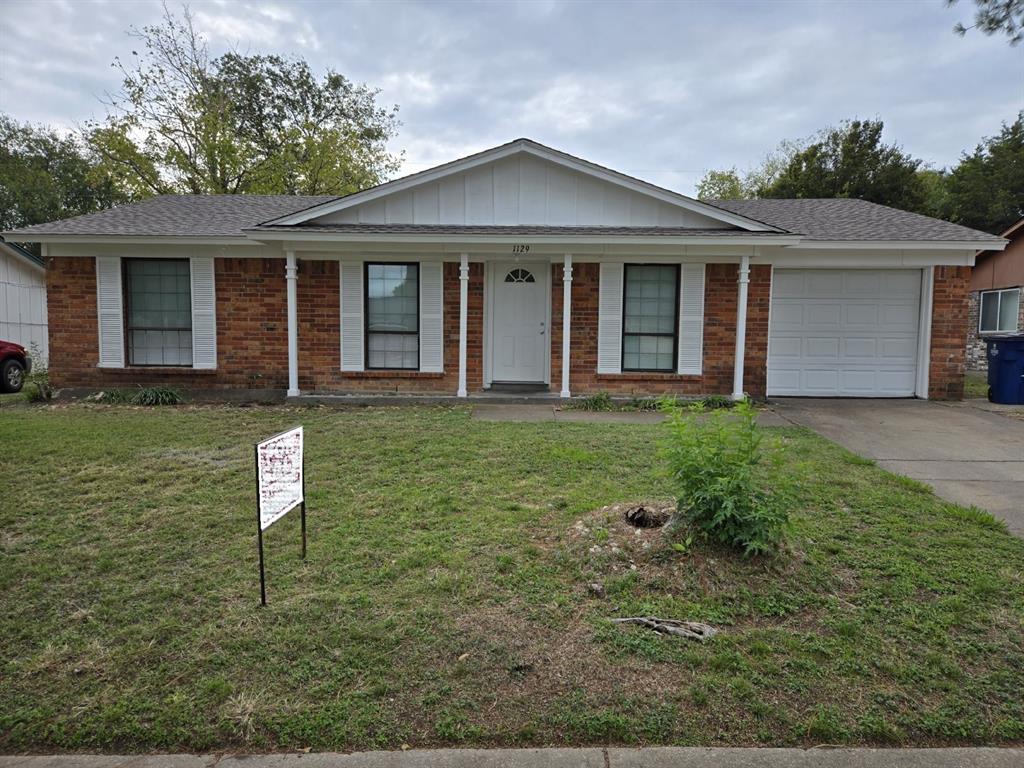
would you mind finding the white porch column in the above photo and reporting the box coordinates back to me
[560,253,573,398]
[457,253,469,397]
[732,254,750,401]
[285,250,300,397]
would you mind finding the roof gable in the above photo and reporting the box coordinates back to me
[264,139,777,232]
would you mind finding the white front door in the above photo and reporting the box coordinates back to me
[490,263,549,383]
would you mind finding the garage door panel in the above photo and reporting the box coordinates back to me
[807,303,842,326]
[808,271,846,293]
[768,269,921,398]
[805,337,840,358]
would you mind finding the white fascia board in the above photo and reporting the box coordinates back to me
[261,139,780,232]
[244,230,802,247]
[788,239,1007,251]
[766,250,978,268]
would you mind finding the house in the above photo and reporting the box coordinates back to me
[966,218,1023,370]
[0,237,48,363]
[2,139,1007,400]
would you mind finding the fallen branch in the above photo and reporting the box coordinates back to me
[611,616,718,642]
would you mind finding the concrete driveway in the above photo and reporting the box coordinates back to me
[773,398,1024,536]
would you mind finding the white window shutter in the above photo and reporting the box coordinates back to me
[190,256,217,369]
[340,261,364,371]
[677,263,705,375]
[419,261,444,373]
[597,262,623,374]
[95,256,124,368]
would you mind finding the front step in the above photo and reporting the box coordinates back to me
[487,382,551,394]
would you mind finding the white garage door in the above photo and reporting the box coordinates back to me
[768,269,922,397]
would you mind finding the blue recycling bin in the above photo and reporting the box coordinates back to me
[985,335,1024,404]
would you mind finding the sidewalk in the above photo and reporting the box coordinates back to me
[2,749,1022,768]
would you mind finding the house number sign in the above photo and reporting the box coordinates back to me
[512,244,530,254]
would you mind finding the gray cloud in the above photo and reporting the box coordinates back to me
[1,0,1020,195]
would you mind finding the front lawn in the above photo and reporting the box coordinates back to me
[1,404,1022,751]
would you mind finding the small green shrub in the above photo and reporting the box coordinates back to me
[662,399,787,556]
[131,386,183,406]
[571,392,614,411]
[88,389,132,404]
[699,394,734,410]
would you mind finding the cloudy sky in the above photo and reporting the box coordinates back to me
[1,0,1021,195]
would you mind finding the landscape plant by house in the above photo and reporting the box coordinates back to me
[662,398,788,555]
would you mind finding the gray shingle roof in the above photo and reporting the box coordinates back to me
[250,224,792,237]
[2,192,1005,244]
[708,198,1004,243]
[3,194,337,238]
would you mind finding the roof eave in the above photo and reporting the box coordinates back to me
[243,229,804,246]
[787,238,1008,251]
[0,233,256,246]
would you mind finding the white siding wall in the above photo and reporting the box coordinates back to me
[315,155,732,228]
[0,251,47,363]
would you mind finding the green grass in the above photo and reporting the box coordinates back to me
[1,404,1023,751]
[964,371,988,399]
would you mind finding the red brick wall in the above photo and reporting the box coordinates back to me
[551,262,771,397]
[930,266,971,400]
[296,260,484,392]
[47,256,289,389]
[49,256,963,400]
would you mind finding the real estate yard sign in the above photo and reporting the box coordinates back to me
[255,426,306,605]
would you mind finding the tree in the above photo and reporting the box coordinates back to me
[943,112,1024,233]
[695,139,804,200]
[0,114,127,232]
[761,119,926,212]
[696,168,745,200]
[87,5,401,196]
[949,0,1024,45]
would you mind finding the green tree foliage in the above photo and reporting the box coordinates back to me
[943,112,1024,233]
[696,139,804,200]
[949,0,1024,45]
[0,115,127,232]
[696,168,745,200]
[86,6,401,196]
[761,119,926,212]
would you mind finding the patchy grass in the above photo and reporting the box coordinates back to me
[964,371,988,399]
[1,404,1022,752]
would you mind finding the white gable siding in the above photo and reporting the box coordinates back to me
[313,154,733,229]
[0,251,47,363]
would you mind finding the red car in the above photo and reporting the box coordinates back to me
[0,341,30,393]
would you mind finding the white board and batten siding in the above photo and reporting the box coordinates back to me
[339,260,445,373]
[597,262,705,376]
[314,154,732,228]
[95,255,217,369]
[0,249,48,362]
[768,269,922,397]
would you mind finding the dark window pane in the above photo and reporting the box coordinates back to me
[124,259,192,366]
[622,264,677,371]
[366,263,419,369]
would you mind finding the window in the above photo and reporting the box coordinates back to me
[622,264,679,372]
[123,259,192,366]
[366,262,419,369]
[980,288,1020,334]
[505,268,535,283]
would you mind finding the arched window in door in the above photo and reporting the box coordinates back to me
[504,268,535,283]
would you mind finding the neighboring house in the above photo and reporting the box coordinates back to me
[2,139,1007,400]
[0,237,48,363]
[966,218,1024,371]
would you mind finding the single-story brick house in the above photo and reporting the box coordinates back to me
[3,139,1008,400]
[966,218,1023,371]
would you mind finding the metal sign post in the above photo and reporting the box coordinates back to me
[254,426,306,606]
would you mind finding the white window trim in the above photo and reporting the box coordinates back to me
[979,288,1021,334]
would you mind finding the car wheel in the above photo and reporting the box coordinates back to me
[1,359,25,393]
